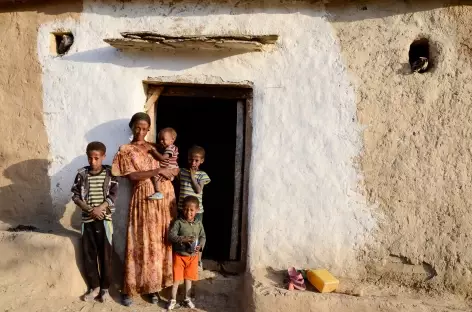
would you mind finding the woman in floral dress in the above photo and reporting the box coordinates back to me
[112,112,178,306]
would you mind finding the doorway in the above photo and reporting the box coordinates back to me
[151,84,251,265]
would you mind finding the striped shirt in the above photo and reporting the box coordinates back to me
[84,170,109,223]
[178,168,210,212]
[160,145,179,169]
[87,170,107,207]
[71,165,118,224]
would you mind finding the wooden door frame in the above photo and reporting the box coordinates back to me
[143,81,253,270]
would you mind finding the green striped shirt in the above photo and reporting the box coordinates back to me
[87,170,107,208]
[178,168,210,212]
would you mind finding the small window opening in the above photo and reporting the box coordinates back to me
[409,38,430,73]
[50,31,74,56]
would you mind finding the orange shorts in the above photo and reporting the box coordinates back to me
[173,253,198,281]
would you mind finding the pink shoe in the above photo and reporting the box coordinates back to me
[287,267,306,291]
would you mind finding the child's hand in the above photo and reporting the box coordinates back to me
[195,245,201,252]
[146,143,157,153]
[90,207,105,220]
[181,236,195,243]
[190,168,197,176]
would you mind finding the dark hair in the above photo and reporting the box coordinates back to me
[86,141,106,155]
[129,112,151,129]
[183,195,200,208]
[188,145,205,158]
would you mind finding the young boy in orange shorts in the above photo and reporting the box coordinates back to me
[167,195,206,310]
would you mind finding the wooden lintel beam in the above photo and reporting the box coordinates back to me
[161,86,252,99]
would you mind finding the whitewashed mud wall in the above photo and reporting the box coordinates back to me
[37,0,375,275]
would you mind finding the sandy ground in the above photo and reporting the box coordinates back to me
[1,230,471,312]
[250,268,472,312]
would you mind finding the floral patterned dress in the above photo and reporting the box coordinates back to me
[112,144,176,295]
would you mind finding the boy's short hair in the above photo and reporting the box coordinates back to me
[159,127,177,140]
[183,195,200,208]
[86,141,106,155]
[188,145,205,158]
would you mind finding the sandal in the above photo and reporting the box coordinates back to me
[150,293,159,304]
[100,289,111,303]
[122,294,133,306]
[287,267,306,290]
[83,288,100,301]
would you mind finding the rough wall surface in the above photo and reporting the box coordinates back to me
[0,2,81,228]
[328,0,472,293]
[36,0,374,274]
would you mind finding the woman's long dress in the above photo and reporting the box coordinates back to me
[112,144,176,295]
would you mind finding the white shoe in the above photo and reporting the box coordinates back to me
[167,299,177,310]
[149,192,164,200]
[184,298,195,309]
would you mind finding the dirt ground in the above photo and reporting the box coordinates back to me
[249,269,472,312]
[1,230,471,312]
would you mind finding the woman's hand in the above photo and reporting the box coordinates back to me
[156,168,175,180]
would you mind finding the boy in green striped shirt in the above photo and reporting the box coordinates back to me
[178,145,210,269]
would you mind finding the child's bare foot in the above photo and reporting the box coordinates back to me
[100,289,111,303]
[83,287,100,301]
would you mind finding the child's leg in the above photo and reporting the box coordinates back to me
[98,220,113,302]
[183,280,195,308]
[171,281,180,300]
[194,213,204,269]
[149,176,164,200]
[82,222,101,301]
[184,280,192,299]
[182,255,198,308]
[168,253,184,310]
[152,176,160,193]
[166,281,179,310]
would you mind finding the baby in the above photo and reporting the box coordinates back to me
[148,127,179,200]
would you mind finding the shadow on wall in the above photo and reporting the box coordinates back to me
[61,47,247,71]
[0,158,88,288]
[0,118,132,254]
[0,159,54,227]
[0,119,133,297]
[48,118,132,259]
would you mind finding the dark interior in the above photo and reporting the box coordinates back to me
[155,95,237,261]
[408,38,430,73]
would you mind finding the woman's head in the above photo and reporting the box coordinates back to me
[129,112,151,142]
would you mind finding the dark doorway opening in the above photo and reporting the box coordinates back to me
[155,96,239,261]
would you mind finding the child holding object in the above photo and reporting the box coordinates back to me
[167,195,206,310]
[71,141,119,303]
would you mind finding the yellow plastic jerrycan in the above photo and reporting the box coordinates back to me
[306,269,339,293]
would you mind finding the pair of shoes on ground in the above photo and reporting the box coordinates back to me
[167,298,195,310]
[121,293,159,307]
[83,288,110,302]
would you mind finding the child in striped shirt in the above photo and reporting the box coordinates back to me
[71,141,118,303]
[178,145,211,269]
[147,127,179,200]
